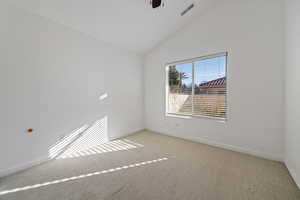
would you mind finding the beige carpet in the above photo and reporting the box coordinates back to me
[0,130,299,200]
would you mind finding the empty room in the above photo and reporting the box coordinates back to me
[0,0,299,199]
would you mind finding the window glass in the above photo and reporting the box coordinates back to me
[166,53,227,120]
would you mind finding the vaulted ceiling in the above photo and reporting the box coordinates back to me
[5,0,219,54]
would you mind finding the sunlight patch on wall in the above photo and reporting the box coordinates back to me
[49,116,109,159]
[48,124,90,159]
[48,116,144,159]
[99,93,108,101]
[61,117,109,156]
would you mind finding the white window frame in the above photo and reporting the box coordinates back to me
[165,52,228,121]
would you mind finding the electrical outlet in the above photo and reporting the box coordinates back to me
[27,128,34,133]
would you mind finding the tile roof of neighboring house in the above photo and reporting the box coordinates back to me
[199,77,226,88]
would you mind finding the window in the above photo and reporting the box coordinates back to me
[166,52,227,120]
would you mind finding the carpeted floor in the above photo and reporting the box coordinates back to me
[0,130,299,200]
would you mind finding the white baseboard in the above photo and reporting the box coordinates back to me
[109,128,145,141]
[0,156,49,178]
[146,129,283,162]
[285,161,300,190]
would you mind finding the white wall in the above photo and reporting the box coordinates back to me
[144,0,284,161]
[0,3,144,175]
[285,0,300,189]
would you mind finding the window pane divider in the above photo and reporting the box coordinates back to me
[192,62,195,114]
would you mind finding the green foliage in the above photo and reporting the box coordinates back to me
[168,65,188,88]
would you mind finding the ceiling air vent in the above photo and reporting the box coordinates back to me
[181,4,194,16]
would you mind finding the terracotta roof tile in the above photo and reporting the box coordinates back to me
[199,77,226,88]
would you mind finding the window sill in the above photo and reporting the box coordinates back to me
[165,113,227,123]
